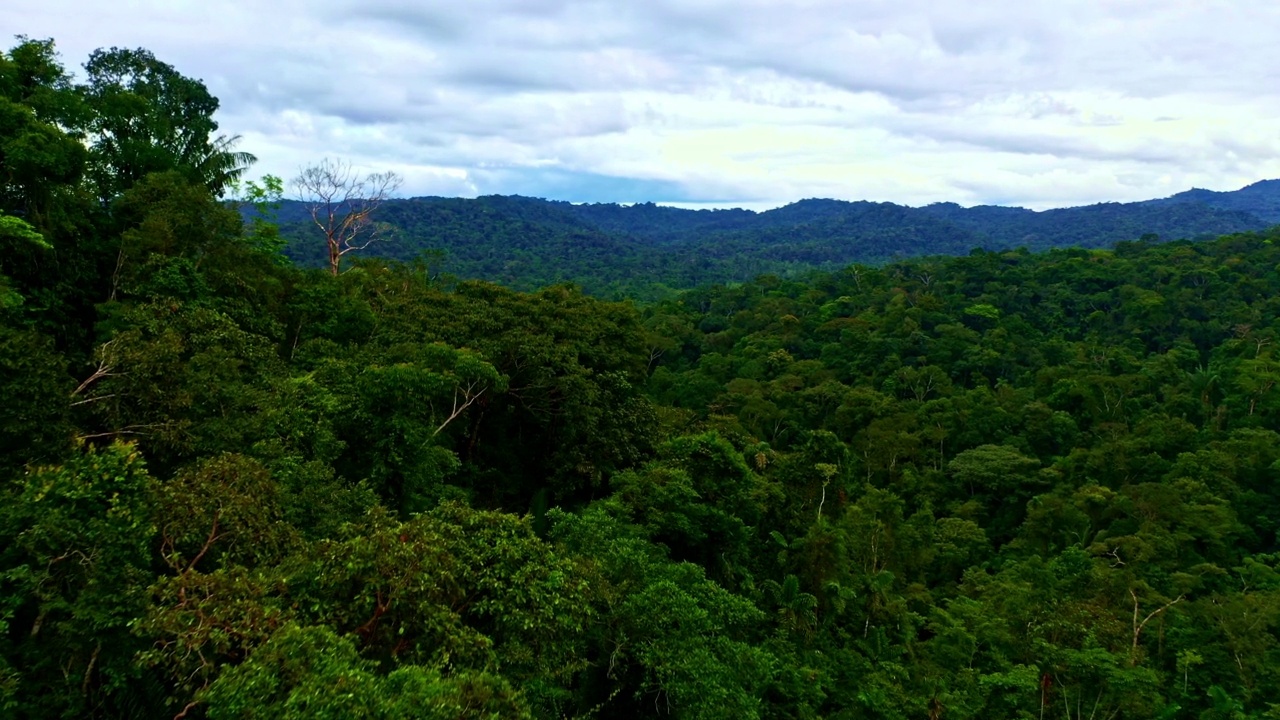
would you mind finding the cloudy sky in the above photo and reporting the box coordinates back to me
[8,0,1280,209]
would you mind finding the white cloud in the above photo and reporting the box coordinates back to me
[7,0,1280,207]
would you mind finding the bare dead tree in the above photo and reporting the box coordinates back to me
[292,158,403,276]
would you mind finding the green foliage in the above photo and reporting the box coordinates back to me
[0,324,72,472]
[0,38,88,233]
[0,443,157,716]
[80,46,253,198]
[9,32,1280,720]
[550,505,774,718]
[203,623,529,720]
[235,173,287,258]
[0,212,49,249]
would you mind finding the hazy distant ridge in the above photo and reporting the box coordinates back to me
[275,179,1280,294]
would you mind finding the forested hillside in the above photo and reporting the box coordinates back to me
[1146,180,1280,224]
[4,37,1280,720]
[274,184,1280,296]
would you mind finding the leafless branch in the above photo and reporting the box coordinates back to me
[293,158,403,276]
[75,423,165,441]
[183,512,222,575]
[72,339,121,397]
[1130,588,1184,661]
[433,381,487,437]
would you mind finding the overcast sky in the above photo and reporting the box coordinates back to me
[8,0,1280,209]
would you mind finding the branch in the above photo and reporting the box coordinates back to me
[72,339,121,397]
[183,512,222,575]
[75,423,165,441]
[354,589,392,638]
[173,700,201,720]
[1131,589,1184,660]
[433,382,486,437]
[82,642,101,696]
[70,394,116,407]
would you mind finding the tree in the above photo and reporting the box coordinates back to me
[0,442,158,716]
[80,47,253,199]
[548,505,774,719]
[292,158,402,276]
[0,37,88,231]
[233,173,286,258]
[202,623,530,720]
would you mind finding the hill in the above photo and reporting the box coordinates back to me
[275,180,1280,294]
[1143,179,1280,223]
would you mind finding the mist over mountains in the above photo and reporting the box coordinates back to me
[276,179,1280,295]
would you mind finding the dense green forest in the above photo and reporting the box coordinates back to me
[4,37,1280,719]
[272,183,1280,298]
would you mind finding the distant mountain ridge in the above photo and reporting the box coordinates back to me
[1141,179,1280,223]
[274,179,1280,296]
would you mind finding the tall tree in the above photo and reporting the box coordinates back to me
[80,47,253,199]
[292,158,402,276]
[0,37,88,231]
